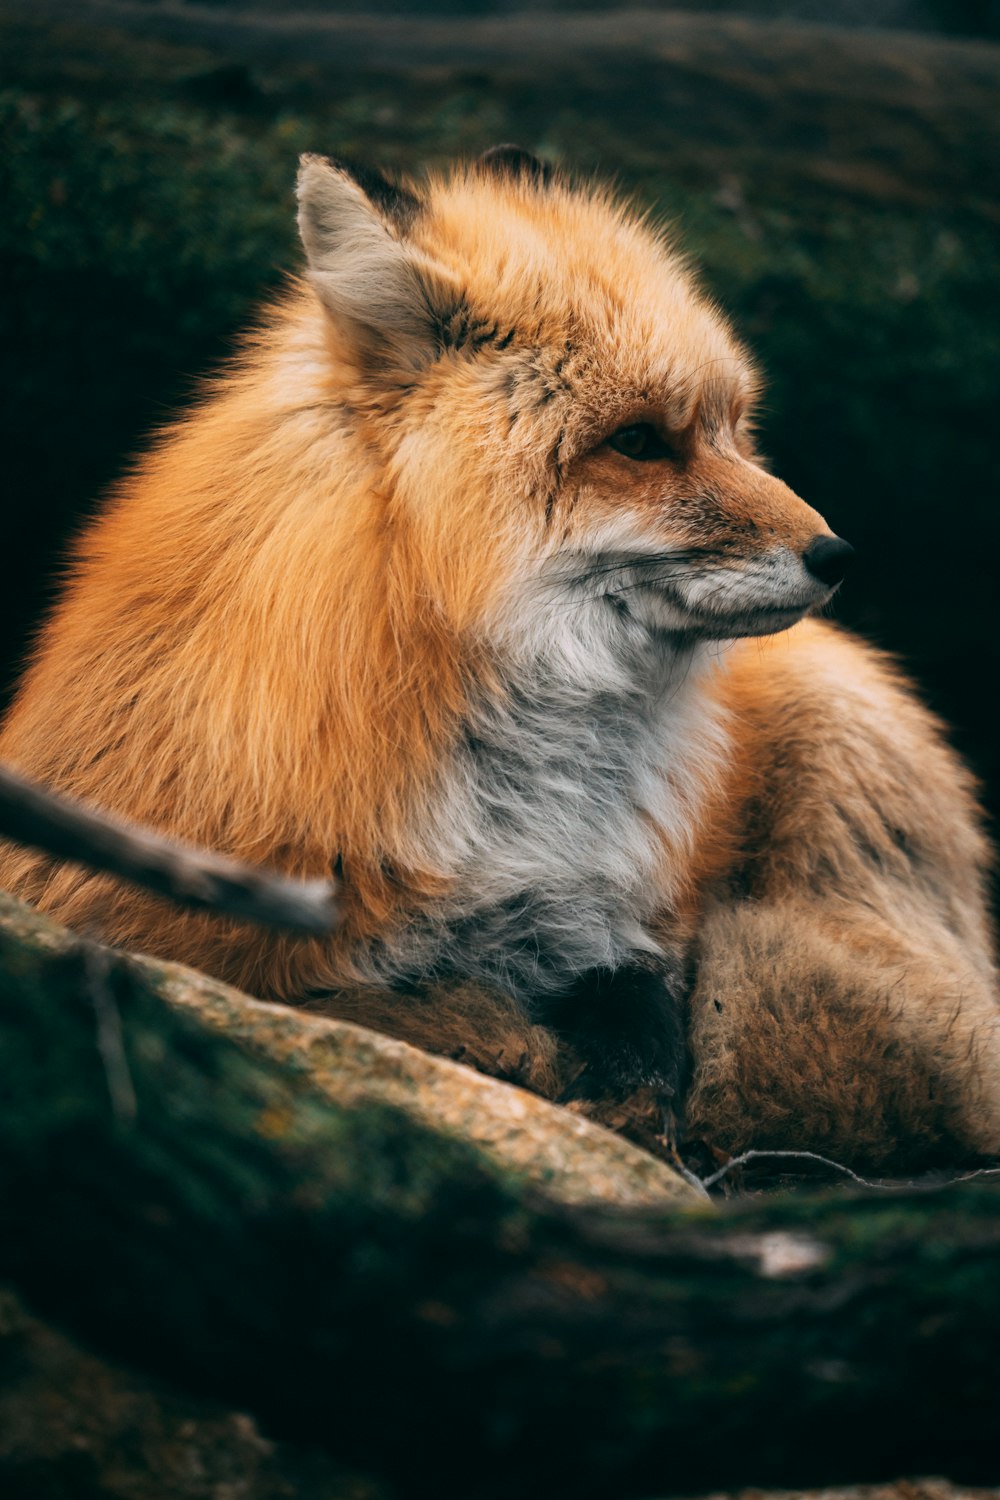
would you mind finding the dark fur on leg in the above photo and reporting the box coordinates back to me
[544,960,690,1112]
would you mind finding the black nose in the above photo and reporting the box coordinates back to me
[803,534,855,587]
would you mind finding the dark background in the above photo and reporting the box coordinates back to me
[2,0,999,833]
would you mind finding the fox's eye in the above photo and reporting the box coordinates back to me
[606,424,676,462]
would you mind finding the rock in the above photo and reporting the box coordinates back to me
[0,889,702,1213]
[154,961,702,1211]
[0,1284,386,1500]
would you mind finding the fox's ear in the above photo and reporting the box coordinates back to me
[477,144,551,186]
[296,153,437,372]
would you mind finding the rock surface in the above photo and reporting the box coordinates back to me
[154,959,703,1210]
[0,889,700,1210]
[5,890,1000,1497]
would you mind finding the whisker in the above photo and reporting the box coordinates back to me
[600,571,709,596]
[555,550,715,587]
[553,567,715,616]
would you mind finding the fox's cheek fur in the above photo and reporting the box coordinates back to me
[0,147,996,1166]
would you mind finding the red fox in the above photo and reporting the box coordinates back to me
[1,147,997,1168]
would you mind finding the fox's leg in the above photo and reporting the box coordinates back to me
[541,958,689,1109]
[305,978,575,1099]
[685,896,1000,1170]
[685,621,1000,1172]
[306,963,691,1146]
[306,973,681,1155]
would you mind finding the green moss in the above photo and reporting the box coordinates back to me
[4,888,1000,1492]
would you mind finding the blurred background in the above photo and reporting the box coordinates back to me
[1,0,998,836]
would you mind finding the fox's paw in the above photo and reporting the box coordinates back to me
[550,961,690,1113]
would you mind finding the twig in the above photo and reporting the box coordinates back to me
[701,1148,906,1191]
[0,766,338,935]
[82,940,137,1125]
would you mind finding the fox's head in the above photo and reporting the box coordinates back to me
[297,147,851,656]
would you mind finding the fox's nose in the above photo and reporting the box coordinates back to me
[803,534,854,587]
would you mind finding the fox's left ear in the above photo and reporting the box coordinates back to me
[296,154,447,373]
[477,144,552,186]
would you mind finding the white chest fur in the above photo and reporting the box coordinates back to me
[373,600,729,1001]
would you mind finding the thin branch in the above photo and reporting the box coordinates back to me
[0,766,338,935]
[700,1148,906,1190]
[82,938,137,1124]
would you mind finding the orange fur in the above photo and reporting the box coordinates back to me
[1,152,996,1167]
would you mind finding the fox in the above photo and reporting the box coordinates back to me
[1,145,998,1170]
